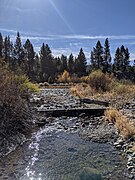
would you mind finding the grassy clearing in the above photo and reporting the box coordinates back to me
[104,109,135,139]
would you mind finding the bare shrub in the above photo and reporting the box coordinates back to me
[71,83,96,98]
[0,61,37,137]
[87,70,112,92]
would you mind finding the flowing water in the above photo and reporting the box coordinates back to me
[0,119,129,180]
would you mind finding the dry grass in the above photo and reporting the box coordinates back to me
[71,70,135,140]
[130,143,135,152]
[104,109,135,139]
[70,70,135,106]
[71,83,96,98]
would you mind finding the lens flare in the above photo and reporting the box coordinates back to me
[49,0,74,33]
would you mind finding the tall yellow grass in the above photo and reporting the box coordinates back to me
[105,109,135,139]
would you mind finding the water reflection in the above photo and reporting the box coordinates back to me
[25,129,43,179]
[0,123,128,180]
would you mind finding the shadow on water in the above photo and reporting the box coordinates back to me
[0,123,128,180]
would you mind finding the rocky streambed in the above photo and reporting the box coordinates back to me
[0,88,134,180]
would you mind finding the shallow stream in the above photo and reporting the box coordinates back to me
[0,118,129,180]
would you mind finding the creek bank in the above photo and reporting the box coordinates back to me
[0,87,134,179]
[0,118,130,180]
[30,88,135,178]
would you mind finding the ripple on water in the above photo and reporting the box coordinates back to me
[0,124,129,180]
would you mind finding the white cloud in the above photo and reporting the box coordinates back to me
[54,34,135,40]
[51,48,73,57]
[1,28,135,41]
[130,53,135,61]
[0,28,17,34]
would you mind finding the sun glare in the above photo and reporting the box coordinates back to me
[49,0,74,33]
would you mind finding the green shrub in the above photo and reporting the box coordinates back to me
[14,75,39,100]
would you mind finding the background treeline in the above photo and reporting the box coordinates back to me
[0,32,135,83]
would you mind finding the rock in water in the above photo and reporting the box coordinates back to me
[75,167,102,180]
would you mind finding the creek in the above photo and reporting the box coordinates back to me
[0,117,128,180]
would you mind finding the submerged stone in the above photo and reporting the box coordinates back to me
[76,167,102,180]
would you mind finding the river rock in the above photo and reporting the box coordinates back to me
[75,167,102,180]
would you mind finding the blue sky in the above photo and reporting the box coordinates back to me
[0,0,135,63]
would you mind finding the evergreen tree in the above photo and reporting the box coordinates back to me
[34,54,41,82]
[120,45,126,71]
[77,48,87,76]
[124,47,130,72]
[90,41,104,70]
[0,33,3,57]
[13,32,25,68]
[113,47,122,72]
[95,40,104,69]
[61,54,67,71]
[3,36,12,63]
[90,48,96,69]
[56,56,63,73]
[113,45,130,74]
[24,39,35,79]
[68,53,74,74]
[103,38,111,72]
[74,57,79,74]
[40,43,54,81]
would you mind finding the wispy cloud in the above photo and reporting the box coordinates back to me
[0,28,135,61]
[51,48,74,57]
[0,28,17,34]
[130,53,135,60]
[1,28,135,41]
[53,34,135,40]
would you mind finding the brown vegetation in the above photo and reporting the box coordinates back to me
[71,70,135,140]
[105,109,135,139]
[0,60,39,137]
[71,70,135,104]
[57,70,80,83]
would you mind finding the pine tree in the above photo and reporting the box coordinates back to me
[74,57,79,74]
[56,56,63,73]
[13,32,25,68]
[68,53,74,74]
[0,33,3,57]
[124,48,130,72]
[40,43,54,81]
[103,38,111,72]
[90,41,104,70]
[34,54,41,82]
[61,54,67,71]
[95,40,104,69]
[24,39,35,79]
[90,49,97,69]
[77,48,87,76]
[113,47,122,72]
[3,36,12,63]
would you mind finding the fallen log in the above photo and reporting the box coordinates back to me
[37,108,107,117]
[80,99,110,107]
